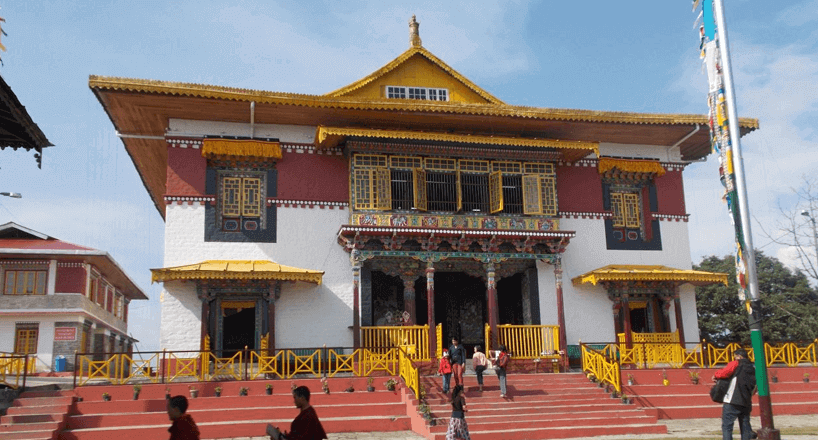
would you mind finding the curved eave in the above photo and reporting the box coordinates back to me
[150,260,324,285]
[571,265,728,287]
[88,76,760,129]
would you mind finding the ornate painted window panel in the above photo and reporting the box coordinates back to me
[205,164,277,243]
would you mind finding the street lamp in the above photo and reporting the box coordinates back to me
[801,210,818,271]
[0,192,21,198]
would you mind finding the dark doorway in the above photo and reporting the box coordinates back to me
[431,272,486,352]
[498,273,525,325]
[222,307,256,356]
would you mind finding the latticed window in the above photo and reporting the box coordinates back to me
[221,176,263,218]
[611,192,641,228]
[386,86,448,101]
[4,270,47,295]
[15,327,38,354]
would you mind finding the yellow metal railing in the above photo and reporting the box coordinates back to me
[581,343,620,393]
[0,353,32,388]
[203,351,242,381]
[498,324,560,360]
[250,349,284,379]
[436,323,443,360]
[361,325,429,360]
[398,347,419,399]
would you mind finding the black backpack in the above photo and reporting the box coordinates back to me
[710,377,732,403]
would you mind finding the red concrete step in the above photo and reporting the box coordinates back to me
[0,421,62,432]
[59,415,412,440]
[6,403,72,416]
[65,401,405,429]
[1,413,65,424]
[428,411,658,432]
[12,395,75,407]
[0,429,55,440]
[427,407,656,427]
[430,422,667,440]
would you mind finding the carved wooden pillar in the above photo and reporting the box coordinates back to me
[352,261,362,349]
[553,258,569,370]
[485,263,499,349]
[401,276,416,324]
[622,293,633,348]
[612,301,622,341]
[266,282,280,354]
[426,261,436,358]
[672,288,685,346]
[197,285,212,352]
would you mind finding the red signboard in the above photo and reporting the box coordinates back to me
[54,327,77,341]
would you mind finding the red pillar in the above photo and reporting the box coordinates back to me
[553,259,569,371]
[267,283,278,354]
[622,294,633,348]
[198,286,210,352]
[353,264,361,349]
[426,262,436,359]
[486,263,499,349]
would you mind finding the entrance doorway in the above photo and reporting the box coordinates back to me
[432,272,486,352]
[222,305,256,356]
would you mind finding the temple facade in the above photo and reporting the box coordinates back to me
[91,17,755,359]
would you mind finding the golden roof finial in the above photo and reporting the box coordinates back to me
[409,15,422,48]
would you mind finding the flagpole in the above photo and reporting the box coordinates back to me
[711,1,779,439]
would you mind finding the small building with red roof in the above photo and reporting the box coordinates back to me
[0,222,147,372]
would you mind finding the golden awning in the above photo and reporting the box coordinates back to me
[315,126,599,161]
[151,260,323,285]
[201,139,282,160]
[598,158,666,177]
[571,265,727,287]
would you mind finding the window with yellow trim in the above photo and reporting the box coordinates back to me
[15,326,38,354]
[4,270,47,295]
[217,170,267,232]
[611,191,641,228]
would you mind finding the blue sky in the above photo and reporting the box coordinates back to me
[1,1,816,351]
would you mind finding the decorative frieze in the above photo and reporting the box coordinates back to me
[653,214,690,222]
[558,212,612,219]
[349,212,559,232]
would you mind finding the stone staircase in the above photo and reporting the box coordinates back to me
[414,372,667,440]
[0,391,74,440]
[622,366,818,420]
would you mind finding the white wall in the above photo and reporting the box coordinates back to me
[542,217,701,345]
[168,119,316,144]
[0,315,87,372]
[160,203,352,351]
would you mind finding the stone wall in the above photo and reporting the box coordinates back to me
[51,320,88,371]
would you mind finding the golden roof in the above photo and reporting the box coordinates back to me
[571,265,728,287]
[151,260,324,284]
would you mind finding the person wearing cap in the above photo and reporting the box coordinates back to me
[438,350,453,394]
[713,348,756,440]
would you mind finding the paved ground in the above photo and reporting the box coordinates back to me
[216,414,818,440]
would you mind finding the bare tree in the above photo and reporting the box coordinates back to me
[757,176,818,284]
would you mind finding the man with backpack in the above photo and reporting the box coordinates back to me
[712,348,756,440]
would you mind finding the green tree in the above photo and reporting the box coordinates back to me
[695,251,818,345]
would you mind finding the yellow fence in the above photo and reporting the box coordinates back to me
[361,325,429,361]
[498,324,560,360]
[581,343,621,393]
[398,348,420,400]
[0,353,33,389]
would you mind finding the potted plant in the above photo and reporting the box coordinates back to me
[133,384,142,400]
[770,371,778,383]
[291,381,297,391]
[662,370,669,386]
[321,376,330,394]
[385,378,397,391]
[102,392,111,401]
[189,385,199,399]
[266,384,274,395]
[804,373,810,383]
[239,387,249,396]
[627,374,635,386]
[214,386,222,397]
[587,373,597,383]
[345,379,355,393]
[621,393,631,404]
[165,387,172,400]
[367,377,375,392]
[689,371,700,385]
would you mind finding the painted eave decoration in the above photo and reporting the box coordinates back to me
[150,260,324,285]
[201,139,282,160]
[316,126,599,161]
[597,158,666,177]
[571,265,728,287]
[0,75,53,168]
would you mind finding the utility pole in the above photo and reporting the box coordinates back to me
[698,0,780,438]
[801,210,818,273]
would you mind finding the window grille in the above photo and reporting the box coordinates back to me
[488,171,504,213]
[4,270,47,295]
[15,327,38,354]
[460,160,490,173]
[390,156,422,169]
[492,161,522,174]
[461,173,490,212]
[391,169,414,210]
[426,171,458,211]
[424,158,457,171]
[222,177,242,217]
[524,163,554,175]
[241,178,262,217]
[385,86,448,101]
[354,154,388,168]
[502,174,523,214]
[611,191,641,228]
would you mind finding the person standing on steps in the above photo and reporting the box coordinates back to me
[472,345,488,392]
[167,395,200,440]
[446,384,472,440]
[267,386,327,440]
[494,345,510,398]
[448,336,467,388]
[712,348,756,440]
[438,350,453,394]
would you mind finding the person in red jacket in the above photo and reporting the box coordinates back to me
[167,395,200,440]
[712,349,756,440]
[267,386,327,440]
[438,350,453,394]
